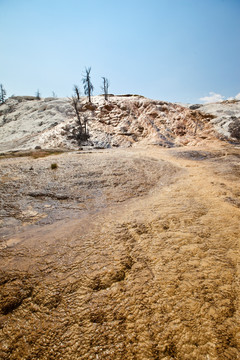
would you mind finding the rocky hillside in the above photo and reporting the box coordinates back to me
[189,100,240,141]
[0,95,239,151]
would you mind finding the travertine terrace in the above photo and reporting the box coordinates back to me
[2,95,238,151]
[0,96,239,359]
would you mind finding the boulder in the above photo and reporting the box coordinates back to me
[189,104,202,110]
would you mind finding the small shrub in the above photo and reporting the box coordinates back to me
[51,163,58,170]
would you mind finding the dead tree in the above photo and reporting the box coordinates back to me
[82,114,88,136]
[70,96,89,145]
[0,84,7,104]
[101,77,110,101]
[36,89,41,100]
[82,67,94,103]
[71,96,82,130]
[73,85,80,100]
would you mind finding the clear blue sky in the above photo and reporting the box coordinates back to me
[1,0,240,103]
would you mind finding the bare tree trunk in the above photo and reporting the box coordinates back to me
[82,67,93,103]
[101,77,109,102]
[87,79,91,102]
[71,97,82,138]
[73,85,80,100]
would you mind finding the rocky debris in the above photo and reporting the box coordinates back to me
[0,95,226,152]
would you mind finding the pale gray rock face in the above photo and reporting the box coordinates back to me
[0,95,239,152]
[196,101,240,140]
[0,97,74,151]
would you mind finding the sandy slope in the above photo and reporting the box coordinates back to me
[0,145,239,359]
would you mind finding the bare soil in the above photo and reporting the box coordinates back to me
[0,145,239,360]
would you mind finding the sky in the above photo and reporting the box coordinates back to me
[0,0,240,103]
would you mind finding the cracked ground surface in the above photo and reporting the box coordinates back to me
[0,145,239,360]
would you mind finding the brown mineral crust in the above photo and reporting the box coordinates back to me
[0,145,239,359]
